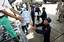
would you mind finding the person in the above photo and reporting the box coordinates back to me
[32,18,51,42]
[31,5,35,26]
[41,7,47,20]
[21,8,31,34]
[56,0,62,22]
[57,0,64,22]
[42,19,51,42]
[0,0,22,42]
[35,5,41,15]
[35,5,41,21]
[26,8,31,28]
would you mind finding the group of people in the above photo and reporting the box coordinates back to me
[30,4,51,42]
[0,0,51,42]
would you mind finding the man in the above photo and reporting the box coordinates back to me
[21,8,31,34]
[41,7,47,20]
[35,5,41,22]
[0,0,22,42]
[31,5,35,26]
[57,0,64,22]
[56,0,62,21]
[35,5,41,15]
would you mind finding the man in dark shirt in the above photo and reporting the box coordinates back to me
[41,7,47,20]
[35,6,41,14]
[31,5,35,26]
[35,5,41,21]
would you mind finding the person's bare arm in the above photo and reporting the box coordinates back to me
[10,8,23,19]
[2,9,22,21]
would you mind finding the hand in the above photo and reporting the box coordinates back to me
[16,16,23,21]
[31,25,36,30]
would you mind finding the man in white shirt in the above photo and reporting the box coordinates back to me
[0,0,22,42]
[21,8,31,34]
